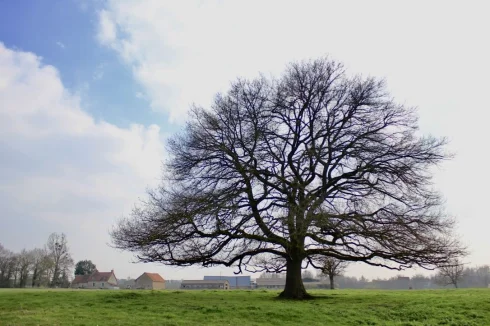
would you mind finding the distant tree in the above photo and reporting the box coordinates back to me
[59,269,72,288]
[0,244,11,287]
[320,257,349,289]
[410,273,430,289]
[475,265,490,287]
[17,249,34,288]
[111,57,466,299]
[435,259,465,288]
[9,253,19,288]
[40,251,55,287]
[46,233,73,287]
[301,270,313,279]
[359,276,369,288]
[30,248,50,287]
[74,260,97,276]
[0,246,17,288]
[301,270,318,282]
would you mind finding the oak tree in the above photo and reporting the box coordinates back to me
[112,58,465,299]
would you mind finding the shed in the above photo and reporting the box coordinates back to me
[255,278,286,289]
[181,280,229,290]
[135,273,165,290]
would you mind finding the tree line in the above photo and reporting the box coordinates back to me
[0,233,73,288]
[261,263,490,289]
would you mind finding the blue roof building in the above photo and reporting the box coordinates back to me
[203,275,251,288]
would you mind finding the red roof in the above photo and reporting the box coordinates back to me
[89,272,114,282]
[138,272,165,283]
[73,275,90,284]
[72,270,117,285]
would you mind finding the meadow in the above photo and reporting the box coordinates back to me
[0,288,489,325]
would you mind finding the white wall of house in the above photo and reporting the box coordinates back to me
[75,274,118,289]
[88,281,109,289]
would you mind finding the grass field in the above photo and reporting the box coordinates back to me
[0,289,489,325]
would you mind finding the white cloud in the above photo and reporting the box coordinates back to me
[96,0,490,126]
[56,41,65,49]
[97,9,117,45]
[0,42,167,277]
[93,0,490,279]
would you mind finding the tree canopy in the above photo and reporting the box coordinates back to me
[74,260,97,276]
[112,57,465,299]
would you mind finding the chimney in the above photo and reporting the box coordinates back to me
[111,269,114,274]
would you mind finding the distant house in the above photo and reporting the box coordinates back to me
[203,276,251,289]
[255,278,286,289]
[71,270,118,289]
[181,280,230,290]
[135,273,165,290]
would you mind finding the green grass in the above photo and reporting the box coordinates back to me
[0,289,489,325]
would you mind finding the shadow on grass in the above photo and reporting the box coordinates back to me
[272,293,338,302]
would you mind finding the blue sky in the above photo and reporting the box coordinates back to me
[1,0,489,281]
[0,0,174,131]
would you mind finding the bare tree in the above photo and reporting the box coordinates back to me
[475,265,490,287]
[112,58,465,299]
[17,249,34,288]
[320,257,349,289]
[0,244,15,287]
[30,248,50,287]
[46,233,73,287]
[436,259,465,288]
[9,254,19,287]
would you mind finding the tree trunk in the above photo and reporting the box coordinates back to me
[329,274,335,290]
[32,267,38,287]
[279,259,311,299]
[51,266,59,288]
[19,273,24,288]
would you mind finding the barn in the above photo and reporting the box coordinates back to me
[181,280,230,290]
[134,272,165,290]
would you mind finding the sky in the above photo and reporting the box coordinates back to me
[1,0,489,281]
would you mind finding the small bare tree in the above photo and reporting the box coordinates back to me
[436,259,465,288]
[320,257,349,289]
[46,233,73,287]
